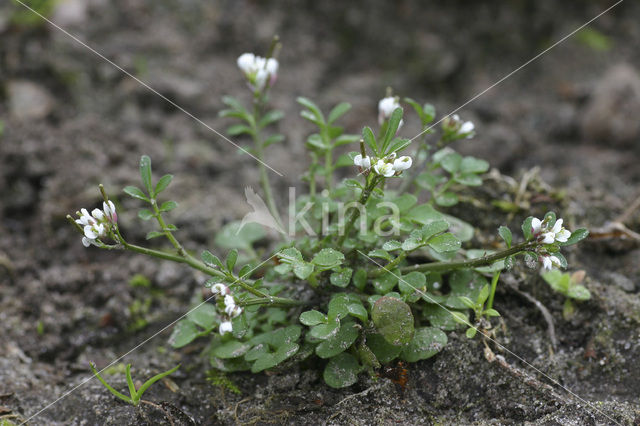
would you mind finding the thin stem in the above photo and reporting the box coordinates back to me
[151,199,187,257]
[252,100,285,234]
[336,175,381,246]
[399,241,534,274]
[324,147,333,191]
[486,270,501,311]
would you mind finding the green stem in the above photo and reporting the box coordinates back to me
[336,175,381,246]
[486,270,501,311]
[252,101,285,234]
[151,199,186,257]
[399,241,534,274]
[372,252,407,277]
[324,147,333,191]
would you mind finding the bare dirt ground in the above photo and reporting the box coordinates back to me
[1,1,639,424]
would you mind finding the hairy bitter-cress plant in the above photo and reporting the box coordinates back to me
[69,39,589,391]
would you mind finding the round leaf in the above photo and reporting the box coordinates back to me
[401,327,448,362]
[371,297,415,346]
[323,353,361,389]
[316,321,359,359]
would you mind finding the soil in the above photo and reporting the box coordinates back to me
[1,0,639,425]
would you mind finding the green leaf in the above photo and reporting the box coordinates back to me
[405,204,444,226]
[323,352,361,388]
[382,240,403,251]
[454,173,483,186]
[368,248,392,261]
[441,152,462,174]
[201,250,224,269]
[264,134,285,147]
[259,110,284,128]
[365,332,402,363]
[309,320,340,340]
[398,271,426,295]
[187,303,217,329]
[443,214,475,242]
[560,228,589,246]
[485,308,501,317]
[420,220,450,241]
[347,302,368,322]
[371,272,398,294]
[381,107,403,153]
[401,327,448,362]
[371,297,414,346]
[155,174,173,195]
[250,342,299,373]
[146,231,165,240]
[541,270,571,294]
[362,126,378,155]
[312,248,345,268]
[293,263,314,280]
[567,285,591,301]
[123,185,149,202]
[328,102,351,124]
[465,327,477,339]
[330,267,353,288]
[477,284,490,304]
[386,138,411,155]
[215,221,266,251]
[140,155,153,194]
[460,156,489,173]
[138,208,155,220]
[353,269,367,291]
[300,310,327,326]
[159,201,178,212]
[522,216,534,241]
[227,124,254,136]
[435,192,459,207]
[458,296,476,310]
[427,233,461,253]
[212,341,252,359]
[297,97,325,124]
[226,249,238,272]
[169,320,199,348]
[498,226,512,248]
[316,321,359,358]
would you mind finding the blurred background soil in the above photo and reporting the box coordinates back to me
[0,0,639,424]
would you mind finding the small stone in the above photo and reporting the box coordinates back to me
[8,80,55,121]
[580,64,640,147]
[604,272,635,292]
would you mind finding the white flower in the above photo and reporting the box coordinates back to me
[378,96,404,129]
[540,255,562,270]
[444,114,475,139]
[223,294,235,309]
[353,154,371,170]
[75,205,113,247]
[373,160,395,177]
[210,283,228,296]
[459,120,475,135]
[237,53,256,74]
[237,53,278,92]
[531,217,572,244]
[393,156,412,172]
[103,200,117,223]
[219,321,233,335]
[227,305,243,318]
[550,219,571,243]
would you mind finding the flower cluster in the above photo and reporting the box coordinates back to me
[378,96,404,128]
[237,53,278,92]
[75,201,117,247]
[210,283,243,335]
[442,114,475,140]
[354,152,412,177]
[531,217,571,244]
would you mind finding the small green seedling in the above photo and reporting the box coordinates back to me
[541,270,591,319]
[90,363,180,406]
[456,271,501,338]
